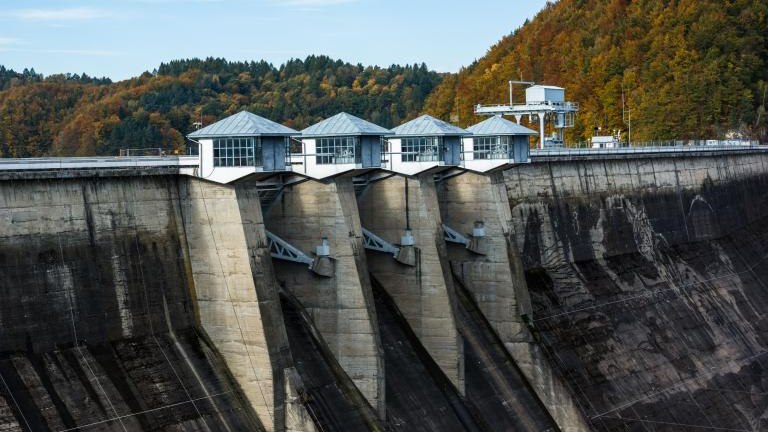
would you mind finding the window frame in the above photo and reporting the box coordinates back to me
[473,135,510,160]
[401,136,442,162]
[315,136,359,165]
[212,137,261,167]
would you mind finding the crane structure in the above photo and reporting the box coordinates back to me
[474,81,579,149]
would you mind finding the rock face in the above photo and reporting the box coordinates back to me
[0,176,262,430]
[506,153,768,430]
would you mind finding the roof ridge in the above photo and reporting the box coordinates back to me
[188,110,297,138]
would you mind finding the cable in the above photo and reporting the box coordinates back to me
[55,182,128,432]
[57,390,235,432]
[534,250,768,322]
[0,369,32,432]
[126,179,211,432]
[599,414,748,431]
[529,236,768,428]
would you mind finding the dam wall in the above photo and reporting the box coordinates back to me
[0,176,264,430]
[4,149,768,431]
[438,170,588,430]
[504,152,768,430]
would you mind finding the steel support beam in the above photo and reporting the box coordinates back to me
[266,230,314,266]
[442,224,471,247]
[362,228,400,256]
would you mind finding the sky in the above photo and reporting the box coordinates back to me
[0,0,550,81]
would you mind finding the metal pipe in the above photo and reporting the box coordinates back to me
[404,177,410,231]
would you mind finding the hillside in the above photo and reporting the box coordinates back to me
[0,57,441,157]
[424,0,768,143]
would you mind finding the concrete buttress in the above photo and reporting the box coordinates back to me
[357,173,464,393]
[264,176,385,418]
[178,177,313,432]
[438,170,588,430]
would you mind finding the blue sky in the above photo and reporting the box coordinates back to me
[0,0,549,81]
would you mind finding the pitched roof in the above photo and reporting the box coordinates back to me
[391,114,469,136]
[188,111,297,138]
[467,115,537,136]
[301,112,391,137]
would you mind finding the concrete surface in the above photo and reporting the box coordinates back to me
[506,152,768,430]
[358,173,465,394]
[264,176,385,418]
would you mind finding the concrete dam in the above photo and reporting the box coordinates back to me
[1,147,767,431]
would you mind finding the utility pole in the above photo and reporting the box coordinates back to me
[622,85,632,147]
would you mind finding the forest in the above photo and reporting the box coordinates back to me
[1,0,767,156]
[0,57,441,157]
[424,0,768,143]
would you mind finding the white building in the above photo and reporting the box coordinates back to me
[525,85,565,104]
[290,112,391,180]
[591,135,621,148]
[187,111,297,184]
[385,114,470,176]
[463,115,536,172]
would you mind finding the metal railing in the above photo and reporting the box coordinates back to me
[531,142,767,158]
[476,101,580,110]
[119,148,168,157]
[0,155,199,171]
[567,139,762,149]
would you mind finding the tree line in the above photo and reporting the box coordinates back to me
[424,0,768,144]
[0,56,442,157]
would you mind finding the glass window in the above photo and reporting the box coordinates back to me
[213,137,260,167]
[473,136,510,160]
[289,138,303,155]
[401,136,441,162]
[380,137,389,163]
[316,137,358,165]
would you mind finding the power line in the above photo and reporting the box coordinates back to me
[600,414,749,431]
[57,390,235,432]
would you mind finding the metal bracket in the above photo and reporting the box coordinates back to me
[433,168,466,184]
[266,230,314,266]
[442,224,471,247]
[257,174,310,215]
[353,172,396,197]
[362,228,400,256]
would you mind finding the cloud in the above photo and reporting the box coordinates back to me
[0,37,18,46]
[7,7,112,22]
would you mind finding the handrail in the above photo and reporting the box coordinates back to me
[530,143,766,158]
[0,155,200,171]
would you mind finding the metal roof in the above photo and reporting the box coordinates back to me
[188,111,297,138]
[301,112,391,137]
[391,114,469,136]
[528,85,564,90]
[467,115,537,136]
